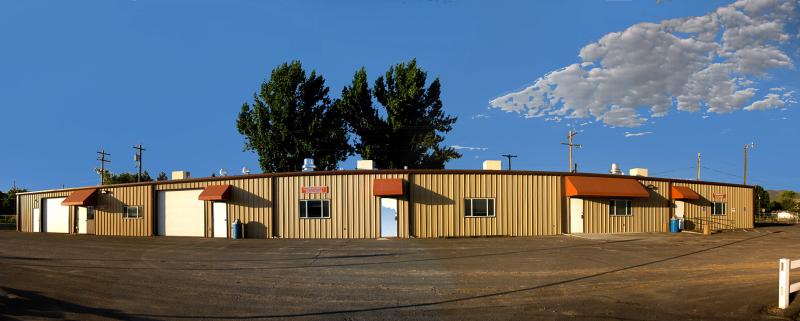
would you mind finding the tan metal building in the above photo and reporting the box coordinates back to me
[16,170,754,239]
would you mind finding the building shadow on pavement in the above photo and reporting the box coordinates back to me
[0,287,158,321]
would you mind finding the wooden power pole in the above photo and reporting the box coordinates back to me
[561,129,582,173]
[96,149,111,185]
[133,144,146,182]
[501,154,517,171]
[696,153,701,181]
[744,143,755,185]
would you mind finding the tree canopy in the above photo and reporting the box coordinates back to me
[102,171,153,185]
[237,61,351,172]
[338,59,460,169]
[0,187,27,214]
[754,185,770,212]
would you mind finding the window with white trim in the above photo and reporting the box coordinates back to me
[609,200,632,216]
[712,202,726,216]
[123,206,142,219]
[299,199,330,218]
[464,198,495,217]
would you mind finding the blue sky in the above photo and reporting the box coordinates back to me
[1,0,798,192]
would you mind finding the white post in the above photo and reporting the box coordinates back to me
[780,258,791,309]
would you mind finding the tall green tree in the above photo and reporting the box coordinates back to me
[753,185,770,213]
[338,59,460,169]
[779,191,798,212]
[237,61,351,172]
[0,187,27,214]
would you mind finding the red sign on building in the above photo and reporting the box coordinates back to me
[712,193,727,201]
[301,186,328,194]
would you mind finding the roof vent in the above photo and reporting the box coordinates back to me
[629,168,649,177]
[171,171,190,180]
[356,160,374,170]
[302,158,315,172]
[609,163,623,175]
[482,160,502,170]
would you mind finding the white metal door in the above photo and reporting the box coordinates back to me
[157,189,205,237]
[33,208,40,232]
[570,198,584,234]
[43,197,69,233]
[77,207,88,234]
[380,198,398,238]
[212,202,227,238]
[675,200,685,219]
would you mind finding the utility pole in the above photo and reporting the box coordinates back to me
[96,149,111,185]
[744,142,755,185]
[501,154,518,171]
[133,144,146,182]
[696,153,701,181]
[561,129,582,173]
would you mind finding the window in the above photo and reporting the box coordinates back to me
[609,200,632,216]
[299,199,330,218]
[123,206,142,219]
[464,198,495,217]
[86,206,95,220]
[712,202,726,216]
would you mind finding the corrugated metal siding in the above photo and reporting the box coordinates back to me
[155,178,273,238]
[581,180,671,233]
[95,185,153,236]
[411,173,562,238]
[673,182,753,231]
[18,191,72,233]
[275,173,409,239]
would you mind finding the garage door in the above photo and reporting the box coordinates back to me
[157,189,205,237]
[43,197,69,233]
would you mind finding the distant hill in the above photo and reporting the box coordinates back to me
[768,190,799,201]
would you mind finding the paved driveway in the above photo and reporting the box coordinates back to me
[0,226,797,320]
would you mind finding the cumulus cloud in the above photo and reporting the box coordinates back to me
[451,145,488,151]
[490,0,797,127]
[744,93,786,110]
[624,131,653,137]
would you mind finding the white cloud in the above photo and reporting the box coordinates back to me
[744,93,785,110]
[471,113,489,120]
[489,0,797,127]
[624,131,653,137]
[451,145,488,151]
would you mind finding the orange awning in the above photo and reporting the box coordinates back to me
[373,179,405,197]
[565,176,650,198]
[62,189,97,206]
[672,186,700,200]
[198,185,232,201]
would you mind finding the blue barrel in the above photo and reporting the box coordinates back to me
[669,218,679,233]
[232,218,242,239]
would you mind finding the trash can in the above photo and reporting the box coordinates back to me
[669,218,679,233]
[232,218,243,239]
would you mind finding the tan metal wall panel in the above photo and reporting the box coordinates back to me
[673,182,753,231]
[155,178,273,238]
[275,173,409,239]
[581,180,671,234]
[411,173,562,238]
[18,191,71,233]
[94,185,153,237]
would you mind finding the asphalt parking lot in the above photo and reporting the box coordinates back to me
[1,226,799,321]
